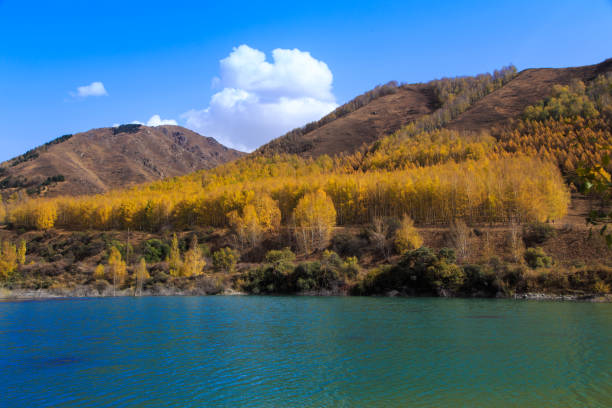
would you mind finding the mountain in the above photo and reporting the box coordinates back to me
[257,83,438,158]
[447,58,612,132]
[257,58,612,158]
[0,124,244,197]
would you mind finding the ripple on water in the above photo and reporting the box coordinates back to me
[0,296,611,408]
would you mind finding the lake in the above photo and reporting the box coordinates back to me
[1,296,611,407]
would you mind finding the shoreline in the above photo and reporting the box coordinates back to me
[1,288,610,303]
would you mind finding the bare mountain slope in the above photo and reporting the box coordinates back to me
[447,58,612,132]
[257,84,438,158]
[257,59,611,160]
[0,124,244,197]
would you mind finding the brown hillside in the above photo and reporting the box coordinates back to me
[258,59,611,159]
[447,58,612,132]
[257,84,437,158]
[0,125,244,197]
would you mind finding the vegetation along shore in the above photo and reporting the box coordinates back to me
[1,60,611,300]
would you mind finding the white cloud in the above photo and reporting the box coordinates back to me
[182,45,338,151]
[123,115,177,127]
[146,115,177,126]
[72,81,108,98]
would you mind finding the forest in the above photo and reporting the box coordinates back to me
[0,68,610,298]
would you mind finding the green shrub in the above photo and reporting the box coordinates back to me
[264,248,295,271]
[212,247,239,273]
[357,247,464,295]
[143,239,170,263]
[463,264,497,294]
[524,247,553,269]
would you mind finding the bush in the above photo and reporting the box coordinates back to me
[593,280,611,294]
[264,248,295,271]
[523,222,556,246]
[239,250,356,294]
[331,233,367,257]
[212,247,239,273]
[357,247,464,295]
[142,239,170,263]
[240,265,286,294]
[524,247,553,269]
[113,124,142,135]
[463,264,497,294]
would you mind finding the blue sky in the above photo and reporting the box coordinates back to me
[0,0,611,160]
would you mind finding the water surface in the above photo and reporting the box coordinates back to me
[1,296,611,407]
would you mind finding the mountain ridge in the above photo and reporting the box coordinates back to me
[0,124,244,198]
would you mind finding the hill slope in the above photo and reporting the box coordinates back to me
[0,124,244,197]
[257,83,438,158]
[447,58,612,132]
[257,59,611,159]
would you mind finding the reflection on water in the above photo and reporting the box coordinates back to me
[1,296,611,407]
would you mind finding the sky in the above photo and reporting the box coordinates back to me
[0,0,611,160]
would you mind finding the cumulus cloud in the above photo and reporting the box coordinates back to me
[72,81,108,98]
[182,45,338,151]
[145,114,177,126]
[114,115,177,127]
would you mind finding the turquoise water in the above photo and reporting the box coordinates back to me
[1,297,611,407]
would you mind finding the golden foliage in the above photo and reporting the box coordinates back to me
[168,233,182,277]
[228,194,281,248]
[135,258,150,281]
[293,189,337,253]
[16,240,26,265]
[181,236,206,277]
[5,156,569,231]
[93,264,106,280]
[135,257,149,295]
[0,240,18,279]
[108,247,127,286]
[394,215,423,254]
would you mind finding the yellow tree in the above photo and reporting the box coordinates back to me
[34,202,57,229]
[181,236,206,277]
[0,240,18,279]
[135,257,150,295]
[293,189,337,253]
[394,215,423,254]
[16,240,27,265]
[228,194,281,248]
[0,197,6,224]
[108,247,127,295]
[168,233,182,276]
[93,264,106,280]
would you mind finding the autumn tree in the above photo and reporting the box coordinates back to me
[16,240,26,265]
[108,246,127,295]
[93,264,106,280]
[181,236,206,277]
[394,215,423,254]
[168,233,182,276]
[228,195,281,249]
[293,189,337,253]
[0,240,18,280]
[135,257,149,296]
[33,202,57,229]
[0,197,6,224]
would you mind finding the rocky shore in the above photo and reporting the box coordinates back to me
[1,287,610,302]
